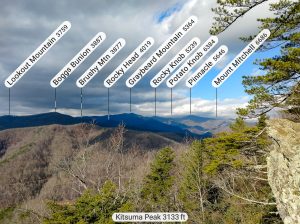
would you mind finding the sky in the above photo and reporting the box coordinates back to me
[0,0,278,118]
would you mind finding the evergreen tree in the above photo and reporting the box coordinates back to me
[210,0,300,119]
[180,141,208,223]
[140,147,175,211]
[43,180,132,224]
[229,117,247,132]
[257,114,268,129]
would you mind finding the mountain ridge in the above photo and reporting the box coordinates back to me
[0,112,233,138]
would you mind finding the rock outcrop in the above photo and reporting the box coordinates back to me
[266,119,300,224]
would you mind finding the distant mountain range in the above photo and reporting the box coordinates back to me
[0,112,233,139]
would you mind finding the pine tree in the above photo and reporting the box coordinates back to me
[257,114,268,129]
[140,147,175,211]
[229,117,247,132]
[43,180,132,224]
[180,141,207,223]
[210,0,300,119]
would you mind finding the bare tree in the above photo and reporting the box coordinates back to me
[214,169,276,206]
[56,121,97,194]
[108,123,126,190]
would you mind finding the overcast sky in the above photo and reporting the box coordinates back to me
[0,0,276,118]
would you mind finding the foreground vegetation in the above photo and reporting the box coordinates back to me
[41,116,282,224]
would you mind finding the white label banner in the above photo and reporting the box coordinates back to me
[150,37,200,88]
[5,21,71,88]
[112,212,188,223]
[50,32,106,88]
[166,35,218,88]
[76,38,126,88]
[126,16,198,88]
[104,37,154,88]
[212,29,271,88]
[186,45,228,88]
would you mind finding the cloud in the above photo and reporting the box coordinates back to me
[0,0,272,118]
[135,94,249,118]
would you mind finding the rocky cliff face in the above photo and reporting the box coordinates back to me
[266,119,300,224]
